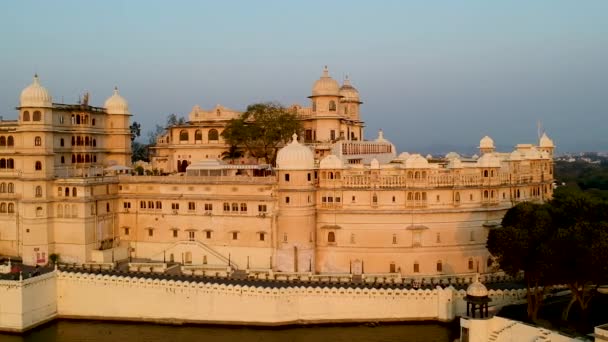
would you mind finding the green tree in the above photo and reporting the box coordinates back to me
[221,102,302,165]
[221,145,244,163]
[131,141,149,162]
[487,202,557,322]
[129,121,141,142]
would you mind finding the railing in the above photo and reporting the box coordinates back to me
[119,175,275,185]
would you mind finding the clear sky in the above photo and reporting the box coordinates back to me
[1,1,607,153]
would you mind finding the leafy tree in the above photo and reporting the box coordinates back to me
[221,102,302,165]
[129,122,141,142]
[487,202,557,321]
[131,141,149,162]
[221,145,244,163]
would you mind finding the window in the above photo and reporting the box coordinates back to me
[436,261,443,272]
[312,100,317,112]
[223,202,230,212]
[390,262,396,273]
[179,130,189,141]
[7,159,13,169]
[232,232,238,240]
[412,231,421,247]
[172,203,179,211]
[204,203,213,212]
[436,233,441,243]
[61,156,65,164]
[156,201,162,209]
[455,192,460,203]
[413,262,420,273]
[7,183,13,193]
[206,231,212,239]
[148,229,154,237]
[469,230,475,242]
[23,111,30,121]
[106,203,110,212]
[231,203,238,211]
[284,173,290,182]
[330,130,336,140]
[124,228,130,236]
[392,234,397,244]
[35,161,42,170]
[0,137,4,146]
[240,203,247,212]
[307,173,311,181]
[33,111,41,121]
[123,202,131,209]
[258,204,267,213]
[259,232,265,241]
[372,193,378,205]
[283,233,288,243]
[468,258,474,270]
[0,183,5,193]
[72,187,77,197]
[285,196,290,204]
[208,129,219,141]
[7,203,14,214]
[36,207,43,217]
[188,231,195,241]
[327,231,336,243]
[329,100,336,111]
[140,201,146,209]
[188,202,196,211]
[194,130,202,141]
[0,203,5,213]
[57,204,63,217]
[35,186,42,197]
[392,196,396,203]
[34,136,42,146]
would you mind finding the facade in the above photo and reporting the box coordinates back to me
[0,70,555,278]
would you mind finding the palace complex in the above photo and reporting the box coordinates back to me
[0,68,555,277]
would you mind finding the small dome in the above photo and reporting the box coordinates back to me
[445,152,461,160]
[426,154,433,160]
[404,154,429,169]
[276,134,315,170]
[339,76,360,102]
[370,158,380,169]
[479,136,495,149]
[311,66,340,97]
[320,154,343,169]
[476,153,501,168]
[447,158,463,169]
[466,275,488,297]
[471,154,479,160]
[20,74,52,108]
[539,133,554,148]
[509,150,523,161]
[104,87,130,114]
[397,152,410,160]
[375,129,388,143]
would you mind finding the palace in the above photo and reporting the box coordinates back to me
[0,68,555,277]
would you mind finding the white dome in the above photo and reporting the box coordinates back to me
[397,152,410,160]
[311,66,340,97]
[20,75,52,108]
[479,136,495,149]
[404,154,429,169]
[426,154,433,160]
[466,276,488,297]
[445,152,461,160]
[370,158,380,169]
[539,133,554,148]
[476,153,501,168]
[509,150,523,161]
[339,76,360,102]
[104,87,130,114]
[375,129,388,143]
[276,134,315,170]
[320,154,343,169]
[471,154,479,160]
[447,158,463,169]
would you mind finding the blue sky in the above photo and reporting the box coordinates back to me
[1,1,607,153]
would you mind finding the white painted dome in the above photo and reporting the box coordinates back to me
[539,133,554,148]
[104,87,130,114]
[404,154,429,168]
[447,158,463,169]
[311,66,340,97]
[20,75,52,108]
[472,154,479,160]
[445,152,461,160]
[320,154,343,169]
[276,134,315,170]
[339,76,360,102]
[426,154,433,160]
[370,158,380,169]
[466,276,488,297]
[476,153,501,168]
[397,152,410,160]
[479,136,495,149]
[375,129,388,143]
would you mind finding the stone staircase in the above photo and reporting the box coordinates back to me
[488,321,518,341]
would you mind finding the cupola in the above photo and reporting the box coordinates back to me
[276,134,315,170]
[310,66,340,97]
[104,87,130,114]
[20,74,52,108]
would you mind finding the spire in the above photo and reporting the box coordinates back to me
[343,74,351,86]
[113,86,119,95]
[33,74,40,85]
[322,65,329,77]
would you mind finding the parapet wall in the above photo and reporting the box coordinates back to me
[0,270,528,332]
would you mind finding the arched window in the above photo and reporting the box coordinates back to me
[84,115,89,124]
[92,118,96,126]
[216,109,221,116]
[34,136,42,146]
[0,137,5,146]
[35,161,42,170]
[328,100,336,111]
[61,156,65,164]
[455,192,461,203]
[71,154,76,164]
[85,137,89,146]
[76,115,80,124]
[7,183,13,193]
[33,111,42,121]
[65,188,70,197]
[436,261,443,272]
[179,130,189,141]
[407,192,413,201]
[415,171,420,179]
[483,170,489,177]
[407,171,413,179]
[23,111,30,121]
[35,186,42,197]
[0,203,6,213]
[327,231,336,243]
[71,136,75,146]
[414,192,421,201]
[92,139,96,147]
[148,201,154,209]
[312,100,317,112]
[208,129,219,141]
[0,183,5,193]
[7,136,13,146]
[468,258,474,270]
[194,130,202,141]
[58,187,62,197]
[85,155,90,163]
[484,190,489,199]
[0,159,5,168]
[7,203,14,213]
[72,187,77,197]
[93,155,97,163]
[60,138,64,147]
[7,159,13,169]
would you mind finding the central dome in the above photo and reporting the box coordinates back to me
[104,87,130,114]
[276,134,315,170]
[20,75,52,108]
[311,66,340,97]
[339,76,360,102]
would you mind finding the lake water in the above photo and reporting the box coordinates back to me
[0,320,456,342]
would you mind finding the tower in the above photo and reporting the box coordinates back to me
[339,76,364,141]
[308,66,342,142]
[104,87,132,167]
[275,134,317,272]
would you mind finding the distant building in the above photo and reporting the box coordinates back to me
[0,70,554,277]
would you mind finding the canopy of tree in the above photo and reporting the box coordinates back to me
[555,158,608,200]
[487,187,608,322]
[221,102,302,165]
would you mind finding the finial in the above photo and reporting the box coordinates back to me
[292,133,298,143]
[113,86,119,95]
[33,74,40,84]
[343,74,351,86]
[378,129,384,139]
[475,273,480,283]
[322,65,329,77]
